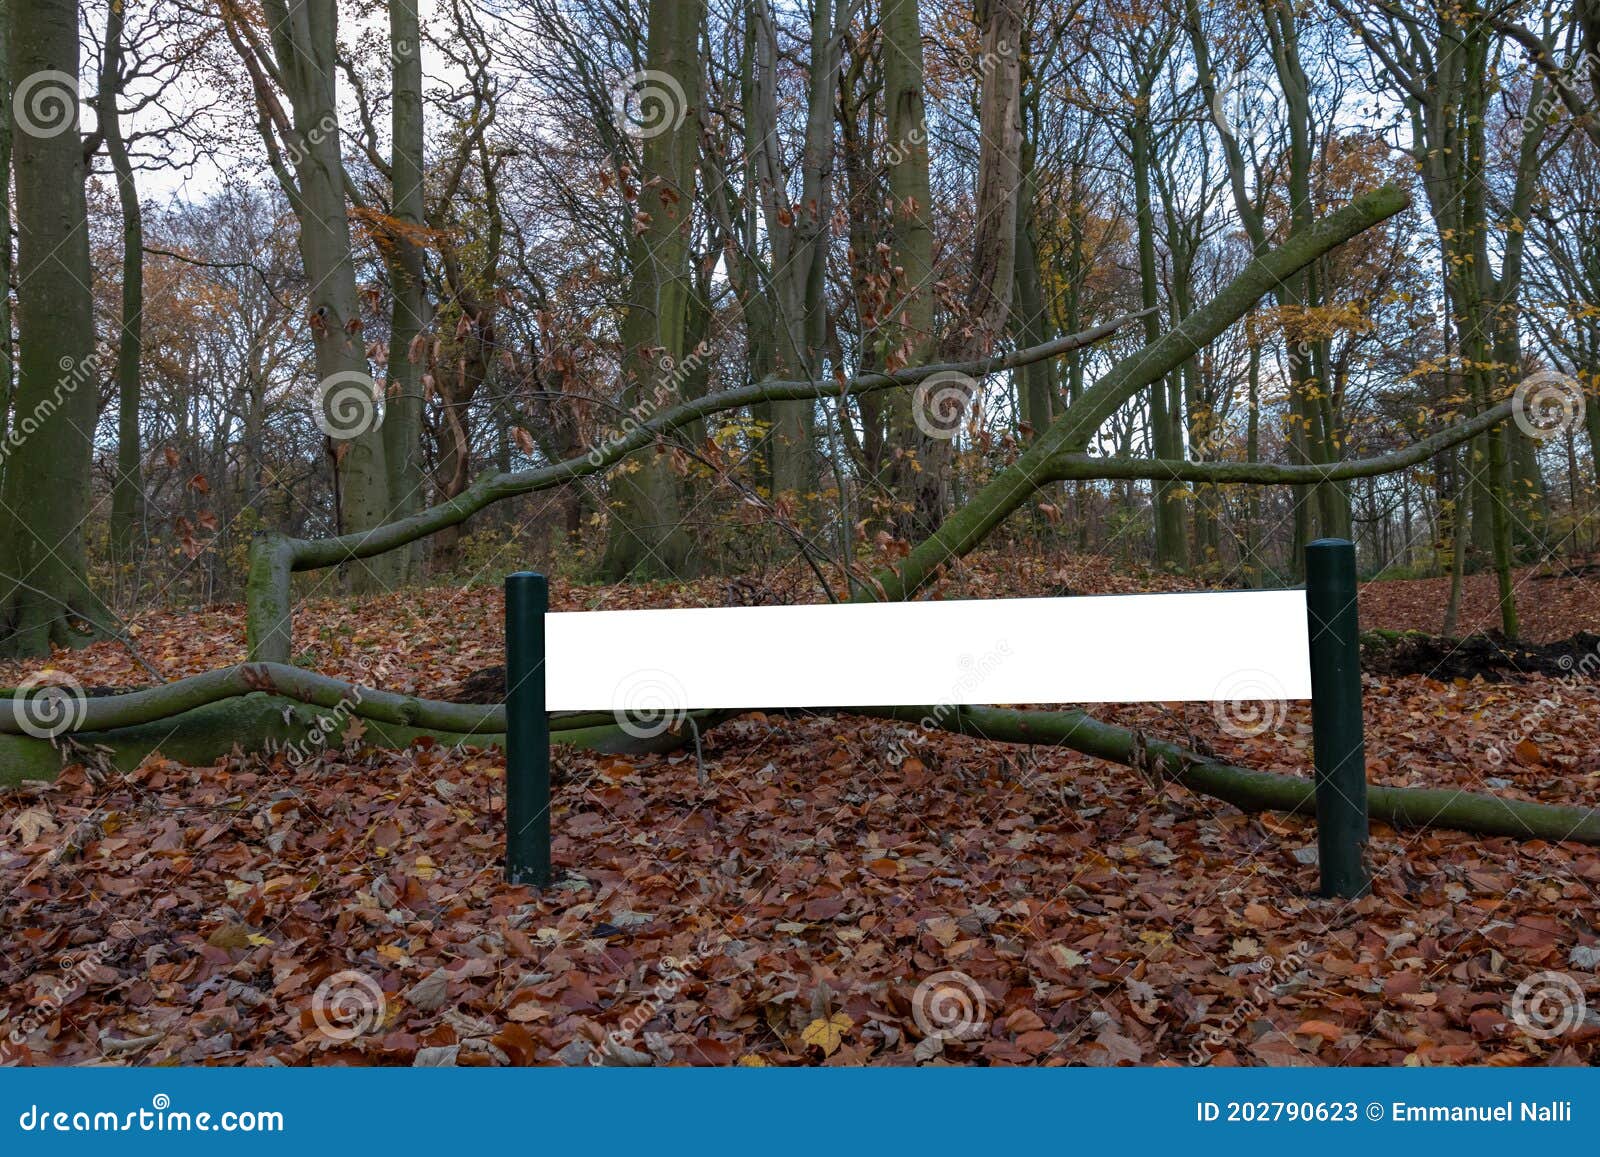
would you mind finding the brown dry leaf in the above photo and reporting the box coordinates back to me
[10,807,56,843]
[4,557,1599,1067]
[1296,1020,1344,1041]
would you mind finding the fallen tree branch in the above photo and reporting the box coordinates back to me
[1049,398,1514,485]
[245,185,1408,658]
[245,308,1150,661]
[0,686,718,788]
[0,665,646,739]
[852,704,1600,846]
[1,663,501,736]
[295,307,1149,569]
[864,184,1412,603]
[9,662,1597,849]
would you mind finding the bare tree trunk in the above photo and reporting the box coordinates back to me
[0,0,13,485]
[748,0,839,501]
[0,0,105,656]
[231,0,395,592]
[881,0,938,540]
[100,0,145,563]
[382,0,429,581]
[599,0,703,579]
[960,0,1023,355]
[1132,106,1185,570]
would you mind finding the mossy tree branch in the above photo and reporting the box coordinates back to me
[246,185,1413,655]
[0,702,716,788]
[245,309,1150,660]
[855,704,1600,845]
[862,184,1413,603]
[1048,398,1514,485]
[10,677,1596,849]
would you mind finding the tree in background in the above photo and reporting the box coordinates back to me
[599,0,704,579]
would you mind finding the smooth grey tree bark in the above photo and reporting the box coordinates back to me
[599,0,702,579]
[381,0,429,580]
[98,0,145,561]
[224,0,396,591]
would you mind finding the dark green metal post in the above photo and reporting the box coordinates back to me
[1305,539,1370,898]
[505,572,550,886]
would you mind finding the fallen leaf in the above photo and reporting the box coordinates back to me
[801,1012,853,1056]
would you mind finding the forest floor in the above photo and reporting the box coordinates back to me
[3,552,1599,1066]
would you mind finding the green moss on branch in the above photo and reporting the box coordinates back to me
[853,704,1600,845]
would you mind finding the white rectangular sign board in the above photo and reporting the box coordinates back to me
[542,589,1312,711]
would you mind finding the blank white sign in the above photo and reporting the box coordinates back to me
[541,590,1312,711]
